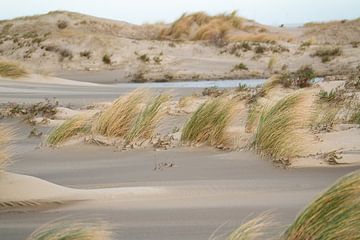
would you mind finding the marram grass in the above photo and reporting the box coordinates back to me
[252,93,306,160]
[0,126,11,170]
[226,212,274,240]
[93,89,147,137]
[26,220,112,240]
[0,60,28,78]
[126,93,170,142]
[181,97,236,146]
[282,170,360,240]
[47,115,91,146]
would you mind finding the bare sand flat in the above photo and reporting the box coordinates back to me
[0,129,358,240]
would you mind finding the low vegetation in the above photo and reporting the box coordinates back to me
[349,104,360,124]
[47,115,91,146]
[102,54,111,64]
[252,93,308,161]
[159,11,243,45]
[125,94,170,142]
[27,220,111,240]
[181,98,235,146]
[231,63,248,72]
[312,47,342,63]
[226,212,274,240]
[0,60,28,78]
[0,126,11,170]
[282,170,360,240]
[94,90,147,137]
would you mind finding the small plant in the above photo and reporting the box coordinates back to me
[0,60,27,78]
[80,51,91,59]
[102,54,111,64]
[47,115,91,146]
[318,88,345,103]
[255,44,266,54]
[57,20,68,29]
[125,94,170,143]
[349,105,360,124]
[153,56,162,64]
[237,83,248,91]
[231,63,248,72]
[293,65,316,88]
[181,98,235,146]
[138,54,150,63]
[202,87,225,97]
[312,47,342,63]
[267,56,276,70]
[59,48,73,61]
[351,41,359,48]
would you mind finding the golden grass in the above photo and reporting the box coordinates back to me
[282,170,360,240]
[252,93,308,160]
[47,115,91,146]
[0,126,11,170]
[181,97,236,146]
[0,60,27,78]
[26,220,112,240]
[226,212,274,240]
[125,93,170,142]
[159,11,244,41]
[93,90,147,137]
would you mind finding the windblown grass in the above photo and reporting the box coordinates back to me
[0,126,11,170]
[226,212,274,240]
[0,60,27,78]
[27,220,112,240]
[181,98,236,146]
[47,115,91,146]
[282,170,360,240]
[252,93,308,160]
[159,11,244,42]
[93,90,147,137]
[125,94,170,142]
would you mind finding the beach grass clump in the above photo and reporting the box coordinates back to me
[282,170,360,240]
[349,105,360,124]
[0,126,11,170]
[181,98,235,146]
[0,60,28,78]
[125,94,170,142]
[226,212,274,240]
[312,47,342,63]
[47,115,91,146]
[159,11,244,44]
[27,220,112,240]
[252,93,307,160]
[93,90,147,137]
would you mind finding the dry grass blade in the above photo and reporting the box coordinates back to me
[47,115,91,146]
[226,212,275,240]
[282,170,360,240]
[126,93,170,142]
[252,93,308,160]
[181,98,236,146]
[0,126,12,170]
[93,89,147,137]
[26,220,112,240]
[0,60,28,78]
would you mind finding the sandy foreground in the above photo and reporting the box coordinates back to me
[0,72,359,239]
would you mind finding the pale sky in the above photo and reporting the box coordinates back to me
[1,0,359,25]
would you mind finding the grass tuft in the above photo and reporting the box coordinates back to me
[47,115,91,146]
[27,220,112,240]
[0,60,28,78]
[252,93,308,160]
[181,98,236,146]
[93,90,147,137]
[226,212,275,240]
[282,170,360,240]
[125,94,170,142]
